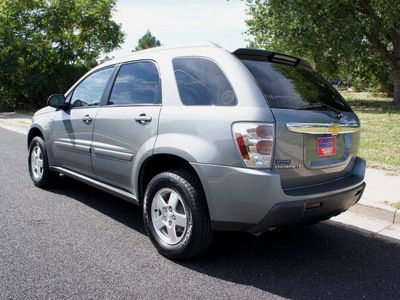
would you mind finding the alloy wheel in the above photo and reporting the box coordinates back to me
[151,188,188,245]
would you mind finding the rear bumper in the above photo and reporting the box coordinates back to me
[191,156,366,233]
[246,181,365,233]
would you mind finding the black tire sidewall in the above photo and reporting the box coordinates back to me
[143,172,199,258]
[28,136,52,187]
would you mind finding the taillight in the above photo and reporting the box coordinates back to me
[232,123,275,168]
[235,133,250,160]
[256,140,273,155]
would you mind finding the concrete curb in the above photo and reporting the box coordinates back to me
[1,114,398,226]
[0,119,30,135]
[349,201,398,224]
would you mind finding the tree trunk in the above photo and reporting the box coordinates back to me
[393,68,400,104]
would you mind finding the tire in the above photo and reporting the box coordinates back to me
[28,136,57,187]
[143,170,213,259]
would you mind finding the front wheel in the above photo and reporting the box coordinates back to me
[28,136,57,187]
[143,170,213,259]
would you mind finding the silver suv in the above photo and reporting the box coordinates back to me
[28,42,366,259]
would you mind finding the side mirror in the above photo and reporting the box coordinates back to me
[47,94,68,109]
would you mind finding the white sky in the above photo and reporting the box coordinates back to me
[104,0,250,59]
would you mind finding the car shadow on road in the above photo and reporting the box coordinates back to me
[46,175,400,299]
[181,225,400,299]
[45,175,146,236]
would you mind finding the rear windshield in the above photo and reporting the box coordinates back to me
[240,59,352,112]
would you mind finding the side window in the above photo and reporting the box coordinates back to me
[108,61,161,105]
[172,57,237,106]
[70,68,113,108]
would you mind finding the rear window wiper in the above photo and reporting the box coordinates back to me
[295,103,343,119]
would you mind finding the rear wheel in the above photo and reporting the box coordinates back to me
[143,170,213,259]
[28,136,57,187]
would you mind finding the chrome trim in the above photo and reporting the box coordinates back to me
[286,123,360,135]
[92,147,133,161]
[50,166,139,205]
[54,141,91,153]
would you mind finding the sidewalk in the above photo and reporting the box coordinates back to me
[1,112,400,244]
[0,112,32,135]
[330,168,400,245]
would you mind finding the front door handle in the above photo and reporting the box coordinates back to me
[82,115,93,123]
[135,114,152,124]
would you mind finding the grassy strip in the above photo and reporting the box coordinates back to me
[18,121,31,125]
[16,110,36,116]
[383,201,400,210]
[341,92,400,170]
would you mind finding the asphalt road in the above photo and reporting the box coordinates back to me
[1,127,400,299]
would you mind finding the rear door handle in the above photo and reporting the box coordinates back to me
[82,115,93,123]
[135,114,152,124]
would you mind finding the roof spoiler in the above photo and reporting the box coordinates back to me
[233,48,315,70]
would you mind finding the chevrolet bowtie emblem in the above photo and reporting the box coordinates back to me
[329,124,341,135]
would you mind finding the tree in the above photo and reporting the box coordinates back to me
[245,0,400,104]
[134,30,161,52]
[0,0,124,110]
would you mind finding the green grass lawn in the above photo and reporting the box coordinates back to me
[341,91,400,171]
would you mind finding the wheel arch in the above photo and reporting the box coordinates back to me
[27,126,45,149]
[138,154,207,208]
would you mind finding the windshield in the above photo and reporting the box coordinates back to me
[240,59,352,112]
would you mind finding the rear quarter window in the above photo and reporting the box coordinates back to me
[173,57,237,106]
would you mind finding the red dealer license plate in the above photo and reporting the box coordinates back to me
[317,137,337,157]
